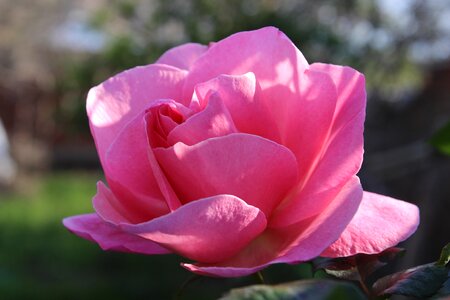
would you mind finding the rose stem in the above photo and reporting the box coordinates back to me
[355,263,372,297]
[173,274,202,300]
[255,271,266,284]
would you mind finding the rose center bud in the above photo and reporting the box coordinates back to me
[145,101,188,148]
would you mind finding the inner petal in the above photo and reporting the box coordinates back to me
[167,94,237,146]
[145,100,190,148]
[154,133,299,217]
[192,73,278,141]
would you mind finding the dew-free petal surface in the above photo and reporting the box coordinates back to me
[270,65,366,226]
[263,68,337,182]
[93,181,133,224]
[183,27,308,101]
[92,181,169,226]
[105,111,174,222]
[167,95,237,146]
[156,43,208,70]
[303,64,366,192]
[87,64,187,166]
[193,73,277,140]
[154,133,298,216]
[63,213,170,255]
[183,176,362,277]
[121,194,267,263]
[310,63,366,127]
[321,191,420,258]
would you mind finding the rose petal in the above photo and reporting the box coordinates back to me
[87,64,188,167]
[121,194,267,263]
[183,27,308,101]
[310,63,366,127]
[156,43,208,70]
[182,176,362,277]
[145,100,190,148]
[270,65,366,227]
[298,64,365,189]
[105,111,174,222]
[92,181,169,227]
[321,191,420,257]
[63,214,170,255]
[193,72,277,140]
[185,28,336,176]
[269,185,344,228]
[154,133,299,217]
[93,181,132,224]
[167,94,237,146]
[266,68,337,180]
[144,106,187,211]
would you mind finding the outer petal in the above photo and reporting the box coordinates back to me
[156,43,208,70]
[184,28,336,172]
[321,192,420,258]
[167,95,237,146]
[63,214,170,255]
[183,176,363,277]
[87,64,188,167]
[183,27,308,101]
[154,133,299,217]
[310,63,366,128]
[121,195,267,263]
[303,64,366,192]
[270,65,366,227]
[264,68,337,182]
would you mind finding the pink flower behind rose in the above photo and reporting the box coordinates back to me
[63,27,419,277]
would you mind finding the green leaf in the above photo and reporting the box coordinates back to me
[430,121,450,155]
[434,277,450,298]
[313,247,405,281]
[324,269,361,281]
[312,256,357,273]
[372,263,449,298]
[436,243,450,267]
[219,279,366,300]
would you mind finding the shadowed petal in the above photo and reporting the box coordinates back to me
[92,181,170,226]
[63,214,170,255]
[93,181,131,224]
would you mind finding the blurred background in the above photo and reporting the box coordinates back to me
[0,0,449,299]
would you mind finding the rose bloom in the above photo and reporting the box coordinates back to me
[64,27,419,277]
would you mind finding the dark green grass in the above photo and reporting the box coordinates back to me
[0,172,311,299]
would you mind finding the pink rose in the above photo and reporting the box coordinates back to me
[63,27,419,277]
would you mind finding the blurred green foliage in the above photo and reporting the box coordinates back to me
[0,172,314,299]
[430,121,450,155]
[57,0,429,136]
